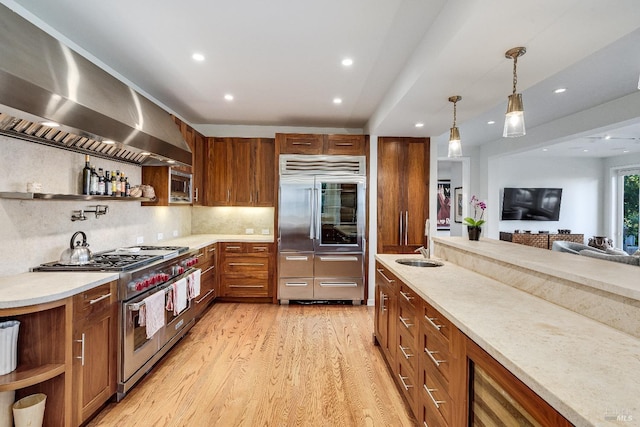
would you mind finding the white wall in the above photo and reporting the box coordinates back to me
[492,155,604,241]
[0,136,192,276]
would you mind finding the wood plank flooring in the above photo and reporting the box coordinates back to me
[87,302,417,426]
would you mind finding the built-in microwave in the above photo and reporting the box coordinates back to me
[169,170,192,204]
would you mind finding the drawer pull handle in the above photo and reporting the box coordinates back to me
[319,256,358,262]
[376,268,395,284]
[319,282,358,287]
[399,345,414,359]
[253,247,267,251]
[292,142,312,146]
[398,374,413,391]
[399,291,414,302]
[195,289,215,304]
[229,285,264,288]
[203,265,215,274]
[425,347,446,367]
[334,143,354,146]
[285,282,308,287]
[425,316,444,331]
[285,256,309,261]
[229,262,265,266]
[423,383,445,409]
[226,246,242,250]
[89,293,111,305]
[208,248,216,253]
[399,316,414,329]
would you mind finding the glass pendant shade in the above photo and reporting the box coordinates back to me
[503,93,526,137]
[448,127,462,157]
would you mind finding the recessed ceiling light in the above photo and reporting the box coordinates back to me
[624,150,630,153]
[604,135,611,140]
[542,148,548,152]
[224,94,234,101]
[554,88,566,94]
[415,122,424,128]
[583,149,589,152]
[333,97,343,104]
[192,53,205,62]
[341,58,353,67]
[40,121,59,127]
[487,120,495,125]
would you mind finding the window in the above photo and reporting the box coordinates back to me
[617,168,640,254]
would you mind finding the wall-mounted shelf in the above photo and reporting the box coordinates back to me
[0,192,156,202]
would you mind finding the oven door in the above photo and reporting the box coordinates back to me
[121,289,161,382]
[159,269,199,346]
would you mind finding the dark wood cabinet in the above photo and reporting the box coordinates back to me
[72,281,117,425]
[194,243,217,317]
[377,137,430,253]
[276,133,366,155]
[205,138,275,207]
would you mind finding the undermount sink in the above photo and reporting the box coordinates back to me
[395,258,444,267]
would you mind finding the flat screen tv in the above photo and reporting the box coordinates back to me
[501,188,562,221]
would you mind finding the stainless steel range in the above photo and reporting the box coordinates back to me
[34,245,201,400]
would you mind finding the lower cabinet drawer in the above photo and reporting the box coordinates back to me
[397,357,417,411]
[313,278,363,300]
[223,256,269,273]
[420,329,451,386]
[397,327,418,373]
[420,362,452,426]
[278,278,313,300]
[420,402,447,427]
[314,254,363,277]
[223,277,269,297]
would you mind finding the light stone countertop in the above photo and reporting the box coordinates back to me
[0,234,274,309]
[435,236,640,300]
[376,253,640,427]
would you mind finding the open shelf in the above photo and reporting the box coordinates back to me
[0,363,65,392]
[0,191,155,202]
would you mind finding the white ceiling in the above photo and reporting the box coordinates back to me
[4,0,640,157]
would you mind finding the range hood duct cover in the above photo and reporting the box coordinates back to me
[0,4,192,166]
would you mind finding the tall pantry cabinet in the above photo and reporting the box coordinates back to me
[377,137,430,254]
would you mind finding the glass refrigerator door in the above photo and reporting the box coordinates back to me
[315,176,365,251]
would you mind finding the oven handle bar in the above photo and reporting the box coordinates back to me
[126,268,198,311]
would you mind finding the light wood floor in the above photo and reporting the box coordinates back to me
[88,302,417,426]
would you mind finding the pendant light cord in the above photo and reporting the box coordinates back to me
[512,56,518,95]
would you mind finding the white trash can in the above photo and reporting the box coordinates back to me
[12,394,46,427]
[0,391,14,427]
[0,320,20,375]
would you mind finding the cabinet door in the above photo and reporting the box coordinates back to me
[206,137,231,205]
[192,131,206,205]
[404,140,429,248]
[377,139,404,253]
[277,133,324,154]
[253,138,275,206]
[325,134,366,155]
[230,138,254,205]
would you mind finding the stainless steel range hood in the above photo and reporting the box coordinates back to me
[0,4,192,167]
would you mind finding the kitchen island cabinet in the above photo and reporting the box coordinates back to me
[375,245,640,426]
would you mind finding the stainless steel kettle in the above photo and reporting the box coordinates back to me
[59,231,92,265]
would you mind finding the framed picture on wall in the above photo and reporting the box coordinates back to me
[454,187,463,223]
[437,180,451,230]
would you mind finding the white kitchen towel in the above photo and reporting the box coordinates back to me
[140,291,165,339]
[187,269,201,300]
[174,277,188,315]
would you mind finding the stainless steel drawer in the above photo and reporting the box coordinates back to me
[279,253,314,277]
[314,254,363,277]
[278,278,314,300]
[313,278,363,300]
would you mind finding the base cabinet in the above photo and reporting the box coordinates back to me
[194,243,217,317]
[374,261,571,426]
[219,243,274,300]
[72,281,117,426]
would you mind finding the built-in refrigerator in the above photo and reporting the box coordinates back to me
[278,155,366,304]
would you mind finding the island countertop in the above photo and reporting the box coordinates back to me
[375,252,640,426]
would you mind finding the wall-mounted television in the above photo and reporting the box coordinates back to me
[501,188,562,221]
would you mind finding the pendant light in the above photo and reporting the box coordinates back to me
[448,95,462,157]
[503,47,527,138]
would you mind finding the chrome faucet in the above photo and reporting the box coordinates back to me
[415,246,429,259]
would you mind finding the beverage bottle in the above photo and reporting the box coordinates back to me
[98,168,105,195]
[111,171,118,196]
[90,166,98,195]
[115,171,122,197]
[120,173,126,196]
[105,171,112,196]
[125,176,131,197]
[82,155,91,195]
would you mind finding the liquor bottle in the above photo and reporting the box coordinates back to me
[125,176,131,197]
[115,171,122,197]
[111,171,120,197]
[105,171,112,196]
[82,155,91,195]
[98,168,105,195]
[120,173,126,197]
[89,166,98,195]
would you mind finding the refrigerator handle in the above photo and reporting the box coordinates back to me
[313,187,319,242]
[308,187,315,240]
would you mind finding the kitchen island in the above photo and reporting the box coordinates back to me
[375,236,640,426]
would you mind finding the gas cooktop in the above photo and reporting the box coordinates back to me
[33,245,190,272]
